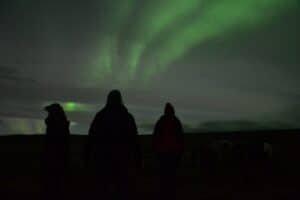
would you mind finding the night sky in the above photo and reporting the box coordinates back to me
[0,0,299,135]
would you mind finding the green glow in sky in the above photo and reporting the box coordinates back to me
[62,102,91,112]
[90,0,297,85]
[43,102,92,112]
[89,0,136,86]
[92,36,116,79]
[143,0,297,77]
[125,0,203,78]
[3,118,44,134]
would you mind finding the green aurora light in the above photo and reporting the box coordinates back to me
[62,102,92,112]
[125,0,203,80]
[43,102,92,112]
[89,0,298,85]
[142,0,298,78]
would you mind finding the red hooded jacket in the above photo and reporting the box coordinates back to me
[153,103,184,153]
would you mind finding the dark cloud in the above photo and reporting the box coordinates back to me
[279,103,300,125]
[189,120,295,133]
[0,66,36,85]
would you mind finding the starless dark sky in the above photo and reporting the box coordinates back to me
[0,0,299,134]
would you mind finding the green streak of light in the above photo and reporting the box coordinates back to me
[43,102,92,113]
[94,37,115,75]
[5,118,44,134]
[126,0,203,78]
[62,102,91,112]
[90,0,136,86]
[144,0,297,78]
[128,44,144,81]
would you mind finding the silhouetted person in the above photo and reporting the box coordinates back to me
[42,103,70,200]
[85,90,141,200]
[153,103,184,200]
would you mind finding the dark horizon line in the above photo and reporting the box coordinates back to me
[1,128,299,137]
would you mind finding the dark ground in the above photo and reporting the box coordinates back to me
[0,130,299,199]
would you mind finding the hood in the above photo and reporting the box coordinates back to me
[44,103,68,120]
[164,102,175,116]
[105,89,126,110]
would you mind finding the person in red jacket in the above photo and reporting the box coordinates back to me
[153,102,184,200]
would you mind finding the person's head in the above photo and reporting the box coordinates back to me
[106,90,123,108]
[164,102,175,116]
[44,103,67,120]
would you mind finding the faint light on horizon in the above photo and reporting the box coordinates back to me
[62,102,90,112]
[43,101,93,113]
[0,117,45,135]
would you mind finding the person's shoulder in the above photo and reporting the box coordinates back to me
[126,111,136,121]
[155,116,165,124]
[174,115,181,122]
[93,109,106,119]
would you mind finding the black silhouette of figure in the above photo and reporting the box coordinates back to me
[153,103,184,200]
[85,90,141,200]
[42,103,70,200]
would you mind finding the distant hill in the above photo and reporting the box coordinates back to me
[187,120,299,133]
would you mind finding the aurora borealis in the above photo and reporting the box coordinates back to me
[0,0,299,134]
[142,0,297,77]
[90,0,298,82]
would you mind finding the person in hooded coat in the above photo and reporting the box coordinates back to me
[152,103,184,200]
[42,103,70,200]
[85,90,141,200]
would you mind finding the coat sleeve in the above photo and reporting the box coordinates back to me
[152,118,162,149]
[176,117,184,146]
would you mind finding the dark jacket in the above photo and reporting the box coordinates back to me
[44,103,70,171]
[45,103,70,145]
[86,90,141,167]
